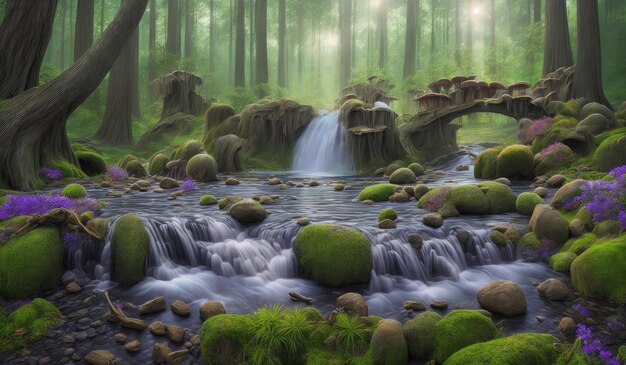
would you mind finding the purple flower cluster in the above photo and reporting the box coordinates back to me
[534,238,557,260]
[105,165,128,182]
[572,165,626,228]
[63,231,83,252]
[180,177,196,193]
[572,303,591,317]
[39,167,63,183]
[576,324,619,365]
[520,116,552,143]
[0,194,100,220]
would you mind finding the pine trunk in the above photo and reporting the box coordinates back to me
[149,0,157,100]
[378,0,387,69]
[184,0,194,58]
[542,0,573,76]
[403,0,417,78]
[234,0,245,87]
[167,0,181,58]
[454,0,461,67]
[339,0,352,88]
[278,0,286,87]
[255,0,268,85]
[209,0,215,73]
[74,0,94,61]
[534,0,542,22]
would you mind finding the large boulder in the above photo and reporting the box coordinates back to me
[533,143,576,176]
[447,185,490,215]
[403,311,442,360]
[125,159,147,178]
[477,280,527,316]
[149,153,170,176]
[199,300,226,321]
[551,179,586,209]
[228,200,267,223]
[581,101,614,120]
[370,319,408,365]
[358,184,398,202]
[199,314,254,365]
[389,168,417,184]
[186,154,218,182]
[529,204,570,245]
[337,292,368,317]
[549,252,577,272]
[516,192,544,216]
[75,151,107,176]
[474,148,500,179]
[593,132,626,171]
[407,163,425,176]
[476,182,517,213]
[537,278,569,301]
[178,140,206,161]
[293,224,371,286]
[575,113,610,135]
[111,213,150,287]
[496,145,534,179]
[433,310,498,364]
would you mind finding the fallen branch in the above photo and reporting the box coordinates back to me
[12,208,102,241]
[289,291,313,304]
[103,291,146,330]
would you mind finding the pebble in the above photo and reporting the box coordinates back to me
[171,300,191,316]
[38,356,51,365]
[167,349,189,364]
[152,342,172,363]
[63,335,75,344]
[559,317,576,336]
[430,300,449,309]
[536,316,545,323]
[403,301,426,311]
[124,340,141,352]
[138,296,167,314]
[113,333,127,343]
[297,218,310,226]
[334,184,345,191]
[65,282,81,293]
[149,321,167,336]
[166,324,186,343]
[84,350,117,365]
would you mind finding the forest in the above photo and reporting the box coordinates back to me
[0,0,626,364]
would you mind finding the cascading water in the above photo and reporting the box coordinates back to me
[291,110,355,175]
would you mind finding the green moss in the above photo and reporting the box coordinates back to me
[533,144,576,176]
[476,181,517,213]
[561,99,581,118]
[125,159,147,178]
[516,193,544,216]
[0,227,63,299]
[200,314,254,365]
[593,129,626,171]
[403,311,442,360]
[571,234,626,303]
[574,207,594,227]
[0,299,62,353]
[549,252,577,272]
[178,140,206,161]
[433,310,498,364]
[562,233,598,255]
[593,220,622,237]
[62,183,87,199]
[200,194,218,205]
[293,224,372,287]
[111,213,149,287]
[358,184,398,202]
[148,153,169,175]
[519,232,541,250]
[75,151,107,176]
[443,333,559,365]
[378,208,398,222]
[407,163,425,176]
[496,145,534,179]
[552,115,579,129]
[581,102,614,120]
[474,148,500,179]
[301,307,325,323]
[489,230,509,247]
[370,319,407,365]
[48,159,86,179]
[186,153,218,182]
[304,347,349,365]
[448,185,490,215]
[218,195,242,210]
[389,168,417,184]
[117,155,139,169]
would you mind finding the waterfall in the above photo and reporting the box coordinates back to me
[291,110,355,175]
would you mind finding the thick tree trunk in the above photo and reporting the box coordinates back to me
[543,0,573,76]
[74,0,94,61]
[234,0,245,87]
[255,0,268,85]
[454,0,461,67]
[534,0,542,23]
[149,0,157,101]
[0,0,149,190]
[167,0,181,58]
[278,0,286,87]
[0,0,58,99]
[378,0,387,69]
[403,0,417,78]
[571,0,611,107]
[61,0,66,69]
[248,0,255,86]
[100,0,105,34]
[339,0,352,89]
[184,0,194,58]
[209,0,215,73]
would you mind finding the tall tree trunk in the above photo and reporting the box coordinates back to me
[278,0,286,87]
[74,0,94,61]
[542,0,573,76]
[167,0,180,58]
[0,1,58,99]
[416,0,421,70]
[69,0,74,62]
[403,0,417,78]
[249,0,255,85]
[209,0,215,73]
[229,0,233,81]
[466,5,473,57]
[100,0,105,34]
[297,0,303,82]
[455,0,461,67]
[378,0,387,69]
[60,0,66,70]
[351,0,356,69]
[255,0,268,85]
[234,0,245,87]
[149,0,157,100]
[339,0,352,88]
[0,0,149,190]
[430,0,435,54]
[534,0,542,22]
[184,0,194,58]
[571,0,611,107]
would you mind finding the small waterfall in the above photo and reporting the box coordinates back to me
[291,110,355,175]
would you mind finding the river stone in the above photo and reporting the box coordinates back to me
[389,168,418,184]
[61,271,77,285]
[403,300,426,311]
[152,342,172,364]
[149,321,167,336]
[113,333,127,343]
[334,183,345,191]
[378,219,396,229]
[414,184,431,200]
[362,199,374,205]
[199,300,226,321]
[124,340,141,352]
[259,195,274,205]
[171,300,191,317]
[337,292,368,317]
[456,164,469,171]
[309,180,319,187]
[390,191,412,202]
[166,324,186,343]
[139,296,167,315]
[159,178,179,189]
[489,230,509,247]
[297,218,310,226]
[529,204,570,244]
[423,213,443,228]
[457,230,471,246]
[534,186,548,198]
[477,280,527,316]
[65,282,81,293]
[494,177,511,186]
[559,317,576,336]
[569,219,585,237]
[551,179,586,209]
[370,319,408,365]
[84,350,117,365]
[537,278,569,301]
[546,175,567,187]
[228,200,267,223]
[431,301,449,309]
[167,349,189,365]
[408,233,424,250]
[225,177,240,185]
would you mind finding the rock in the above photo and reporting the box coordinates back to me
[334,183,345,191]
[258,195,274,205]
[505,227,521,243]
[228,200,267,223]
[559,317,576,336]
[516,192,544,216]
[569,219,585,237]
[408,233,424,250]
[403,311,441,359]
[138,296,167,315]
[389,191,412,202]
[166,324,186,343]
[477,280,527,316]
[225,177,240,185]
[593,220,622,237]
[434,310,498,364]
[61,271,77,285]
[549,252,577,272]
[546,174,567,187]
[537,278,569,301]
[495,145,534,179]
[408,163,425,176]
[489,230,509,247]
[551,179,586,209]
[378,219,396,229]
[186,154,218,182]
[358,183,397,202]
[166,349,189,365]
[413,184,431,200]
[38,356,51,365]
[110,213,150,287]
[159,178,179,189]
[389,168,418,184]
[124,340,141,352]
[534,186,548,197]
[199,300,226,321]
[370,319,408,365]
[153,188,164,193]
[422,213,443,228]
[337,292,368,317]
[149,321,167,336]
[362,199,374,205]
[170,300,191,317]
[268,177,282,185]
[529,204,570,245]
[65,282,81,293]
[536,316,545,323]
[494,177,511,186]
[456,164,469,171]
[296,218,309,226]
[309,181,319,187]
[431,300,448,309]
[457,230,472,245]
[84,350,117,365]
[152,342,172,364]
[403,300,426,311]
[113,333,127,343]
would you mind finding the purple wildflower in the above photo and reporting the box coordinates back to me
[571,165,626,223]
[105,165,128,182]
[572,303,591,317]
[422,187,452,211]
[520,116,552,144]
[63,231,83,252]
[534,238,557,260]
[180,177,196,193]
[576,324,619,364]
[0,194,100,220]
[39,167,63,183]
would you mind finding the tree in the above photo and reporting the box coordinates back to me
[339,0,352,88]
[571,0,611,107]
[278,0,286,87]
[255,0,268,85]
[534,0,542,23]
[74,0,94,61]
[542,0,573,76]
[403,0,417,78]
[149,0,157,100]
[0,0,149,190]
[209,0,215,73]
[455,0,461,67]
[0,1,58,100]
[167,0,181,58]
[234,0,245,87]
[378,0,387,69]
[184,0,195,58]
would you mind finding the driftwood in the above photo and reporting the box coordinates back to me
[288,291,313,304]
[6,208,102,243]
[104,291,146,330]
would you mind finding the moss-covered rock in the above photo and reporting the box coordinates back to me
[48,159,86,179]
[117,155,139,169]
[570,234,626,303]
[489,230,509,247]
[62,183,87,199]
[358,184,398,202]
[549,252,577,272]
[551,179,586,209]
[293,224,371,287]
[228,200,267,223]
[0,227,63,299]
[448,185,490,215]
[0,298,63,353]
[384,163,402,177]
[218,196,242,210]
[433,310,498,364]
[186,154,218,182]
[533,143,576,176]
[443,333,559,365]
[592,220,622,237]
[407,163,425,177]
[516,192,544,216]
[178,140,206,161]
[476,181,517,213]
[389,168,417,184]
[529,204,570,245]
[87,218,109,239]
[562,233,597,255]
[378,208,398,222]
[125,159,147,178]
[199,314,254,365]
[581,102,614,120]
[370,319,408,365]
[403,311,442,360]
[75,151,107,176]
[552,115,579,129]
[575,113,610,135]
[148,153,169,176]
[474,148,500,179]
[496,145,534,179]
[111,213,149,287]
[199,194,218,206]
[593,130,626,171]
[519,232,542,250]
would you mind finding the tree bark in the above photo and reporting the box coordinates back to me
[571,0,611,107]
[430,0,435,55]
[149,0,157,100]
[543,0,573,76]
[339,0,352,89]
[534,0,541,23]
[416,0,421,69]
[249,0,254,86]
[278,0,286,87]
[184,0,194,58]
[167,0,181,58]
[234,0,245,87]
[403,0,417,78]
[255,0,268,85]
[378,0,387,69]
[209,0,215,73]
[0,0,149,190]
[297,0,303,82]
[0,0,58,100]
[61,0,66,69]
[74,0,94,61]
[455,0,461,67]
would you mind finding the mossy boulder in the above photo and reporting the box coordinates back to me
[581,102,614,120]
[384,163,402,177]
[448,185,490,215]
[516,193,544,216]
[575,113,610,135]
[370,319,408,365]
[443,333,559,365]
[474,148,500,179]
[593,220,622,237]
[0,298,63,353]
[178,140,206,161]
[519,232,542,250]
[529,204,570,244]
[117,155,139,169]
[87,218,109,239]
[570,234,626,303]
[186,154,218,182]
[228,200,267,223]
[75,151,107,176]
[593,131,626,171]
[378,208,398,222]
[389,168,417,184]
[293,224,371,287]
[476,181,517,213]
[111,213,150,287]
[552,115,579,129]
[407,163,425,176]
[218,196,242,210]
[489,230,509,247]
[199,314,254,365]
[533,143,576,176]
[62,183,87,199]
[148,153,169,176]
[551,179,586,209]
[496,145,534,179]
[199,194,218,206]
[562,233,597,255]
[0,227,64,299]
[125,159,147,178]
[433,310,498,364]
[358,184,398,202]
[549,252,577,272]
[403,311,442,360]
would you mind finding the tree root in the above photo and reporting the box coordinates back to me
[104,291,146,330]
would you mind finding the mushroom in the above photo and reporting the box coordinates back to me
[460,80,480,103]
[428,78,454,94]
[507,81,530,97]
[477,81,489,99]
[451,75,470,91]
[415,93,452,112]
[487,81,506,98]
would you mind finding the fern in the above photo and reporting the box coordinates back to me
[333,313,369,356]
